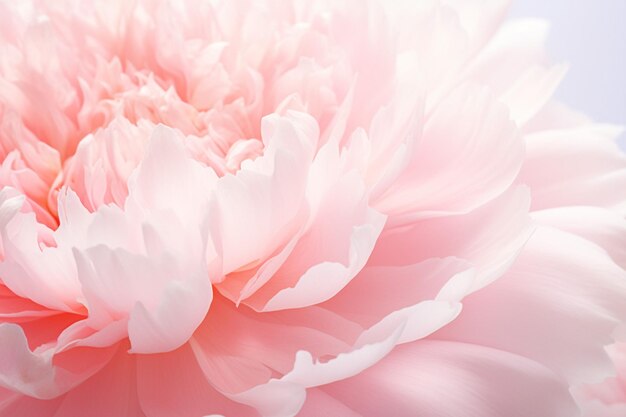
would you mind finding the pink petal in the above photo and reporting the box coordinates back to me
[532,206,626,268]
[0,388,62,417]
[297,388,361,417]
[225,322,404,417]
[136,344,254,417]
[52,346,145,417]
[318,340,579,417]
[519,124,626,213]
[441,0,511,53]
[243,167,385,311]
[321,257,475,344]
[0,323,116,399]
[371,186,532,289]
[0,189,81,312]
[0,285,57,320]
[434,227,626,385]
[376,85,523,225]
[464,18,549,99]
[190,293,360,390]
[210,113,316,278]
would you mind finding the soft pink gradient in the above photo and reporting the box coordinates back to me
[0,1,624,416]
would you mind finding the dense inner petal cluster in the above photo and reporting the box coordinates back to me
[2,0,366,230]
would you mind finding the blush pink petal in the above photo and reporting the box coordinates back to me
[439,0,511,52]
[295,388,361,417]
[0,285,57,320]
[532,207,626,268]
[56,117,152,212]
[190,294,361,391]
[0,323,117,399]
[0,389,63,417]
[136,344,255,417]
[223,323,404,417]
[320,257,475,345]
[310,340,579,417]
[210,113,316,281]
[462,18,568,127]
[242,141,386,311]
[0,149,57,228]
[69,128,216,353]
[376,85,523,225]
[434,227,626,385]
[49,346,145,417]
[523,100,592,133]
[519,124,626,213]
[371,186,533,289]
[0,190,81,312]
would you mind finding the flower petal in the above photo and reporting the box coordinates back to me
[519,124,626,213]
[376,85,523,225]
[435,227,626,385]
[317,340,579,417]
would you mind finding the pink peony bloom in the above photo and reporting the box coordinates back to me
[0,0,624,416]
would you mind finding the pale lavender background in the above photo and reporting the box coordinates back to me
[509,0,626,146]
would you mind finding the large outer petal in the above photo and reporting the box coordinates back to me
[192,257,476,416]
[371,186,532,289]
[434,227,626,385]
[136,344,255,417]
[0,284,57,321]
[0,388,63,417]
[312,340,578,417]
[223,324,404,417]
[462,18,567,127]
[376,85,523,225]
[189,294,361,392]
[532,206,626,268]
[320,257,475,345]
[519,124,626,214]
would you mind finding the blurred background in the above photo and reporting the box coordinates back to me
[509,0,626,145]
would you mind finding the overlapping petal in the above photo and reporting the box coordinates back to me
[0,0,624,416]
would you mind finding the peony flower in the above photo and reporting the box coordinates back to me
[0,0,624,416]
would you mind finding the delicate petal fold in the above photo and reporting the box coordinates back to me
[519,124,626,213]
[435,227,626,385]
[0,323,116,399]
[376,85,523,224]
[372,186,532,289]
[136,344,254,417]
[317,340,579,417]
